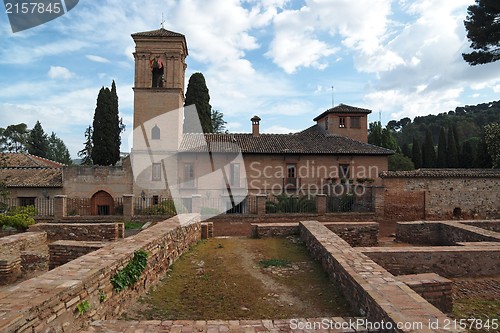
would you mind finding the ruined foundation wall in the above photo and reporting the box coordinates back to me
[0,214,201,333]
[29,222,124,241]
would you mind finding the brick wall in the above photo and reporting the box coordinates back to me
[359,246,500,278]
[0,214,201,333]
[29,223,124,241]
[397,273,452,313]
[396,221,500,245]
[382,172,500,220]
[0,231,47,257]
[299,220,455,332]
[252,222,378,247]
[49,241,107,269]
[460,220,500,232]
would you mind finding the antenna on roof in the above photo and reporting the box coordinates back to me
[160,13,165,29]
[331,86,335,108]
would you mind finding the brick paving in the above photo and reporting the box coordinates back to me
[80,318,377,333]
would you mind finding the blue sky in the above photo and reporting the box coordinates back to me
[1,0,499,158]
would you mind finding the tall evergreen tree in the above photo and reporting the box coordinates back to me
[447,126,459,167]
[91,82,122,166]
[436,127,448,168]
[27,121,49,158]
[412,137,422,169]
[476,135,493,168]
[47,132,72,165]
[484,122,500,168]
[422,129,436,168]
[78,126,93,165]
[184,73,213,133]
[211,110,227,133]
[461,138,478,168]
[462,0,500,65]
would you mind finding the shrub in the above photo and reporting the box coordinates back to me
[140,199,187,215]
[265,195,316,213]
[0,214,35,230]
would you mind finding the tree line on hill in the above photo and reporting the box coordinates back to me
[368,100,500,170]
[0,121,72,165]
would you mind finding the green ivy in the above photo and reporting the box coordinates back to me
[76,300,90,315]
[111,250,148,292]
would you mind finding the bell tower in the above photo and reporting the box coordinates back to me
[131,28,188,150]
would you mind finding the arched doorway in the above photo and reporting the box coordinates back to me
[90,191,114,215]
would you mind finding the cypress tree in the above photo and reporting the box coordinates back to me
[477,135,493,168]
[436,127,448,168]
[447,126,459,167]
[27,121,49,158]
[91,84,121,166]
[461,138,478,168]
[184,73,213,133]
[412,137,422,169]
[422,129,436,168]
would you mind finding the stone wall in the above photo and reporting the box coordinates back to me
[299,220,455,332]
[396,221,500,245]
[381,169,500,220]
[0,232,48,285]
[0,214,201,333]
[49,241,107,269]
[209,213,376,237]
[397,273,452,313]
[456,220,500,232]
[29,222,124,241]
[359,245,500,278]
[252,222,378,247]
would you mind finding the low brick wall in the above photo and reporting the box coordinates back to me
[359,246,500,278]
[396,220,500,245]
[299,221,455,332]
[0,231,48,257]
[460,220,500,232]
[208,213,376,237]
[49,241,108,269]
[200,222,213,239]
[397,273,452,313]
[29,222,125,241]
[0,214,201,333]
[252,222,378,247]
[0,232,49,283]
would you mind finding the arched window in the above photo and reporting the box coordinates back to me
[151,125,160,140]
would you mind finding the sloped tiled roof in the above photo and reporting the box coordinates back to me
[313,103,371,121]
[179,125,393,155]
[380,169,500,178]
[0,153,63,187]
[131,28,185,38]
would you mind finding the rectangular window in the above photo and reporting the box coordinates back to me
[230,163,241,187]
[339,163,350,179]
[152,163,162,181]
[339,117,346,128]
[184,163,195,187]
[325,116,329,130]
[19,197,35,206]
[152,195,159,205]
[351,116,361,128]
[286,163,297,188]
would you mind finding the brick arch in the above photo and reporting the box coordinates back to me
[90,190,114,215]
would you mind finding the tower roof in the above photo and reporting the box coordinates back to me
[313,103,372,121]
[131,28,185,38]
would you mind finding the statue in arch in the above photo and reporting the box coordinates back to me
[150,56,164,88]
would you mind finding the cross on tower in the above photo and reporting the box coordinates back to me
[160,13,165,29]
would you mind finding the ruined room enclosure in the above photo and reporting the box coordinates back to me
[0,217,499,333]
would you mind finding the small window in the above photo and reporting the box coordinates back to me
[151,125,160,140]
[339,163,350,178]
[339,117,346,128]
[153,195,159,205]
[325,116,329,130]
[152,163,162,181]
[351,116,361,128]
[184,163,195,187]
[19,197,35,206]
[230,163,241,187]
[287,164,296,178]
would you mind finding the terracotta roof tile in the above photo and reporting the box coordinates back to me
[179,125,393,155]
[380,169,500,178]
[0,153,64,187]
[131,28,185,38]
[313,103,371,121]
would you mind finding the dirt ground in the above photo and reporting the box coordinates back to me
[121,237,355,320]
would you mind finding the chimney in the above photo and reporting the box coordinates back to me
[251,115,261,137]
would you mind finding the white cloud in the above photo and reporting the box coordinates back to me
[48,66,75,79]
[86,55,110,63]
[262,125,300,134]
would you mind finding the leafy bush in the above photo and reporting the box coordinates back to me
[139,199,186,215]
[0,205,36,230]
[265,195,316,213]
